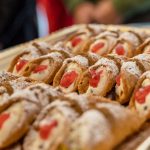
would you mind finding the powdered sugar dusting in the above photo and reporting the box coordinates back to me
[119,31,140,47]
[94,58,119,76]
[0,71,17,81]
[88,52,101,61]
[65,93,89,111]
[66,55,89,68]
[41,52,64,62]
[96,103,129,120]
[68,109,111,149]
[134,54,150,62]
[122,61,142,77]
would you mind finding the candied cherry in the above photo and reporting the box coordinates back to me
[89,70,103,88]
[60,71,78,88]
[39,120,58,140]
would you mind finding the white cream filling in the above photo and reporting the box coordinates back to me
[0,103,23,145]
[90,39,108,55]
[30,59,50,81]
[60,63,82,93]
[86,67,109,96]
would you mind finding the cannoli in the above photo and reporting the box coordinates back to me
[130,71,150,120]
[64,26,95,54]
[23,99,80,150]
[110,39,135,57]
[21,52,65,83]
[80,30,119,56]
[8,45,42,75]
[64,103,144,150]
[119,31,143,48]
[53,55,89,93]
[115,61,143,104]
[0,77,34,106]
[0,89,41,149]
[132,53,150,71]
[78,57,119,96]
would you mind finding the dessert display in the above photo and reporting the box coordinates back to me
[0,24,150,149]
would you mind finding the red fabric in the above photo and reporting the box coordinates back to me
[37,0,73,33]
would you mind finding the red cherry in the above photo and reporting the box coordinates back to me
[16,59,28,72]
[115,44,125,55]
[60,71,78,88]
[33,65,48,73]
[39,120,58,140]
[0,113,10,128]
[116,74,121,86]
[89,70,103,88]
[135,85,150,104]
[71,36,82,47]
[91,42,105,53]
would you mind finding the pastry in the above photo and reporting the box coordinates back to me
[21,52,65,83]
[78,57,119,96]
[130,71,150,120]
[23,100,80,150]
[80,30,119,56]
[110,39,135,57]
[0,89,41,149]
[53,55,89,93]
[119,31,143,48]
[8,45,42,75]
[115,61,143,104]
[64,26,95,54]
[64,103,144,150]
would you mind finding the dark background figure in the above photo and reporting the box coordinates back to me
[1,0,150,50]
[64,0,150,24]
[0,0,73,50]
[0,0,38,50]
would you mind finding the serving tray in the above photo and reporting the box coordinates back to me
[0,24,150,149]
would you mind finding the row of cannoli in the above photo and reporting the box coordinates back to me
[7,44,150,106]
[53,53,150,103]
[63,25,150,58]
[8,26,150,78]
[0,80,146,150]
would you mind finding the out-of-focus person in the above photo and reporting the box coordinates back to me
[65,0,150,24]
[0,0,73,50]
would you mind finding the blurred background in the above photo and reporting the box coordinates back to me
[0,0,150,50]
